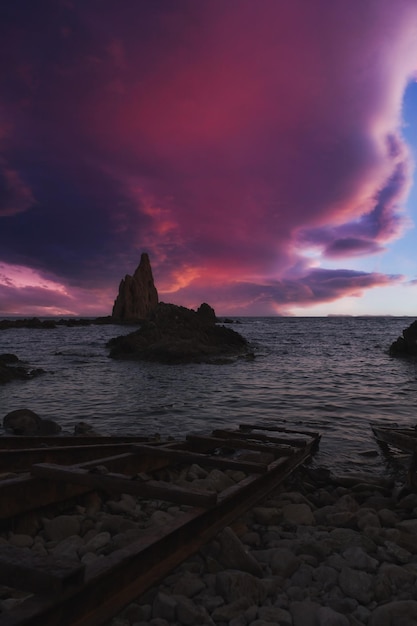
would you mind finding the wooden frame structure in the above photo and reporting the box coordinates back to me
[0,424,320,626]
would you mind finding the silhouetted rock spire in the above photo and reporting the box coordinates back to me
[112,253,159,321]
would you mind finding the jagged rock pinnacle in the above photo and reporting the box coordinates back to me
[112,252,159,321]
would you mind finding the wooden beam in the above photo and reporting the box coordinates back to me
[0,452,174,520]
[2,440,316,626]
[0,435,156,450]
[31,464,217,508]
[0,444,154,473]
[0,475,90,520]
[212,428,308,447]
[0,545,85,594]
[239,423,321,438]
[131,443,269,473]
[186,433,295,456]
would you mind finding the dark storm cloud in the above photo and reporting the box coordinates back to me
[0,0,416,314]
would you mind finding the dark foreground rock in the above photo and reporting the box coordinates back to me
[389,320,417,356]
[107,302,251,364]
[0,354,45,384]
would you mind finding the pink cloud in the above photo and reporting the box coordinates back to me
[0,1,417,314]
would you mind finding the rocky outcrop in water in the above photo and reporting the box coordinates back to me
[112,253,159,322]
[107,302,251,364]
[0,317,114,330]
[389,320,417,356]
[0,354,45,384]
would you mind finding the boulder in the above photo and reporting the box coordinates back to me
[74,422,100,436]
[107,302,250,364]
[389,320,417,356]
[112,252,159,321]
[3,409,42,434]
[3,409,61,435]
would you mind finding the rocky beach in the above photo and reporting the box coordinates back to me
[2,459,417,626]
[108,468,417,626]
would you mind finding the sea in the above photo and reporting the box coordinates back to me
[1,316,416,475]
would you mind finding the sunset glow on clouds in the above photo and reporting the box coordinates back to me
[1,0,417,316]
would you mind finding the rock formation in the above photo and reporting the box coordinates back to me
[0,353,45,384]
[107,302,251,364]
[112,253,159,322]
[389,320,417,356]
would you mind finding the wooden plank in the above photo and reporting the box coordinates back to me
[212,428,309,447]
[372,426,417,453]
[0,452,175,520]
[0,474,91,520]
[239,423,321,438]
[131,443,269,473]
[31,464,217,508]
[0,443,156,473]
[0,545,85,594]
[2,440,317,626]
[0,435,155,450]
[186,433,295,456]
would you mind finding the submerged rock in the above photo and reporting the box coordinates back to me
[107,302,251,364]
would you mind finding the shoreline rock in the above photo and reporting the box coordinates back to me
[3,408,61,435]
[389,320,417,356]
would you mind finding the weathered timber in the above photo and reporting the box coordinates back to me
[0,442,160,473]
[185,433,295,457]
[31,464,217,507]
[2,442,316,626]
[131,443,270,473]
[0,474,90,521]
[372,424,417,454]
[239,423,321,438]
[212,428,309,447]
[0,452,172,520]
[0,435,154,450]
[0,545,85,595]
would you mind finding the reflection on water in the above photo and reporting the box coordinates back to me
[1,317,417,473]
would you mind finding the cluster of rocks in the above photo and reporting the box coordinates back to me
[0,354,45,385]
[0,317,114,330]
[390,320,417,357]
[2,460,417,625]
[106,468,417,626]
[0,253,251,365]
[109,253,251,363]
[107,302,251,364]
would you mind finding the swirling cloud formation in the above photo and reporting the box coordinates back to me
[0,0,416,315]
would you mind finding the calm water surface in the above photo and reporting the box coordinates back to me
[1,316,416,474]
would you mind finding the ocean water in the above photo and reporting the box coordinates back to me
[1,316,416,474]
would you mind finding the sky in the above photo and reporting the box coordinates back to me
[1,0,417,317]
